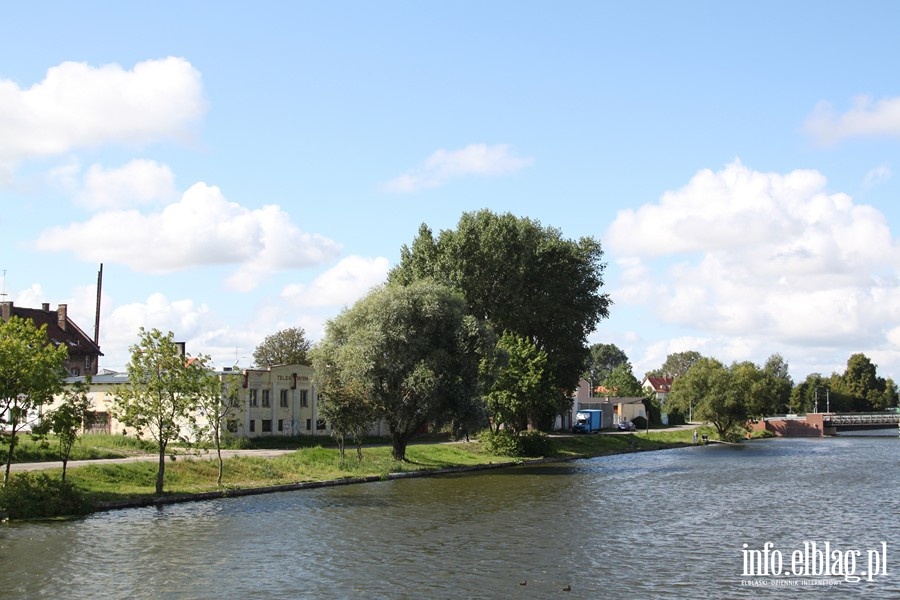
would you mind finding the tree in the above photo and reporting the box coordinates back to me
[33,379,93,483]
[1,316,69,485]
[113,328,211,495]
[253,327,312,367]
[389,210,611,429]
[312,281,486,461]
[316,379,374,464]
[584,343,629,390]
[667,358,747,440]
[484,333,553,434]
[602,363,643,397]
[193,366,242,487]
[762,354,793,415]
[646,350,703,379]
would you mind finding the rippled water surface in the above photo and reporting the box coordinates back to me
[2,435,898,599]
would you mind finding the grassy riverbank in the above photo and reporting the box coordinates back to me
[1,427,706,519]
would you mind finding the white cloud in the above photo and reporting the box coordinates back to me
[76,160,177,209]
[862,164,892,190]
[281,255,390,308]
[0,57,205,171]
[804,95,900,146]
[606,161,900,353]
[33,182,342,290]
[382,143,533,193]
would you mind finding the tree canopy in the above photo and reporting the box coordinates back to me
[646,350,702,379]
[312,281,488,461]
[389,210,610,428]
[584,343,630,390]
[253,327,312,367]
[113,328,215,494]
[1,316,69,485]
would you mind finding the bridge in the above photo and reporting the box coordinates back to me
[750,411,900,437]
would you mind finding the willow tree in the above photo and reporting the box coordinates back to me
[390,210,611,429]
[113,328,212,495]
[313,281,487,461]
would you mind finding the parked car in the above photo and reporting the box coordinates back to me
[617,421,636,431]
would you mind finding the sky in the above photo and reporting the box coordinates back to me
[2,2,900,383]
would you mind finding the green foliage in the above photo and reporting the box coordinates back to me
[0,472,92,519]
[1,315,69,485]
[252,327,312,367]
[631,415,648,430]
[585,343,630,389]
[479,429,553,457]
[646,350,702,379]
[603,363,642,396]
[389,210,611,429]
[484,333,553,433]
[313,281,488,461]
[32,379,93,482]
[113,328,214,494]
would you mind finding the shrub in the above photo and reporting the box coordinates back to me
[631,416,648,430]
[0,472,93,520]
[517,431,553,457]
[480,429,553,457]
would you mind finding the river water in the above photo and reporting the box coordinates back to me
[1,434,898,599]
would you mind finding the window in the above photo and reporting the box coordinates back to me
[280,389,289,408]
[249,419,256,432]
[316,419,326,431]
[262,389,271,408]
[300,389,308,408]
[262,419,272,433]
[278,419,284,432]
[226,420,238,433]
[306,419,312,431]
[249,389,258,407]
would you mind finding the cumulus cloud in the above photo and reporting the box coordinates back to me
[281,255,390,308]
[804,95,900,146]
[33,182,342,290]
[606,161,900,350]
[382,143,533,193]
[75,159,177,209]
[0,57,205,171]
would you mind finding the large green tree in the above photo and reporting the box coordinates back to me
[389,211,611,429]
[762,354,793,415]
[253,327,312,367]
[484,333,553,433]
[193,366,242,487]
[113,328,212,495]
[584,343,629,390]
[312,281,488,461]
[667,358,746,440]
[646,350,703,379]
[0,316,69,485]
[602,363,643,397]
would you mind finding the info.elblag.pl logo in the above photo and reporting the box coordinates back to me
[742,541,889,583]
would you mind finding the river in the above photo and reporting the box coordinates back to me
[1,434,898,599]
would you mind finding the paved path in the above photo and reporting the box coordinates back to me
[8,448,298,473]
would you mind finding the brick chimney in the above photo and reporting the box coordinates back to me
[0,301,11,322]
[57,304,68,331]
[42,303,50,311]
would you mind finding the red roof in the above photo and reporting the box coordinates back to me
[645,376,674,392]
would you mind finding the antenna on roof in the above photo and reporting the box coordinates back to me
[1,269,6,301]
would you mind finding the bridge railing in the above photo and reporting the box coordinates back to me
[823,413,900,426]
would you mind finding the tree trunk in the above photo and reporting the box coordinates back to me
[156,442,167,495]
[61,458,68,484]
[215,430,223,487]
[391,431,408,461]
[3,423,19,486]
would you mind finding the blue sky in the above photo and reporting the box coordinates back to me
[3,2,900,383]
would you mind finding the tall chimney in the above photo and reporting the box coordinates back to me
[94,263,103,346]
[57,304,68,331]
[42,303,50,311]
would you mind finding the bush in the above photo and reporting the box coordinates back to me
[517,431,553,457]
[631,416,648,430]
[0,472,93,520]
[479,429,553,458]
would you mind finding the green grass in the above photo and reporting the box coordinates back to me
[3,429,698,517]
[0,433,158,463]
